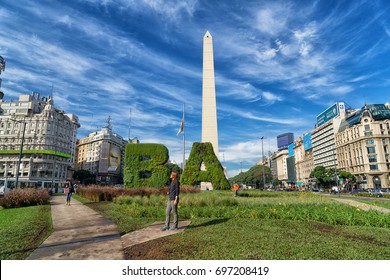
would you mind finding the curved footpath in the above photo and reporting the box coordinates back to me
[328,196,390,214]
[27,195,190,260]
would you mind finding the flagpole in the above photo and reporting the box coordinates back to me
[182,103,186,170]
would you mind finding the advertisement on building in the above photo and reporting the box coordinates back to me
[288,143,294,157]
[98,143,121,174]
[317,103,339,127]
[303,133,312,151]
[277,133,294,150]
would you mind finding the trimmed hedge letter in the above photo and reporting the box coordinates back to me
[180,142,230,190]
[124,143,170,188]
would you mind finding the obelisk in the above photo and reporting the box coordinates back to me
[202,31,219,158]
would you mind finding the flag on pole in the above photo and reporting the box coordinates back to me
[177,116,184,136]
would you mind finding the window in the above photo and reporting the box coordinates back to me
[368,156,377,163]
[367,147,376,154]
[366,139,374,145]
[364,124,371,131]
[365,132,373,136]
[370,165,378,170]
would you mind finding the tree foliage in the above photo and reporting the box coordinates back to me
[229,164,272,187]
[309,166,355,187]
[73,170,96,184]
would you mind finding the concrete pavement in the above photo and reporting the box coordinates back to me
[27,195,190,260]
[328,196,390,213]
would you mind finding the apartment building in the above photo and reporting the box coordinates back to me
[76,121,128,185]
[312,102,346,169]
[270,149,289,183]
[294,135,314,186]
[0,92,80,188]
[336,104,390,188]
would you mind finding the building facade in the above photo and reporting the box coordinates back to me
[336,104,390,189]
[312,102,347,169]
[76,122,128,185]
[294,136,314,187]
[270,149,289,183]
[0,92,79,189]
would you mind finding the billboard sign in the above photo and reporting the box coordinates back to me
[99,143,121,174]
[288,143,294,157]
[303,133,312,151]
[277,133,294,149]
[317,103,339,127]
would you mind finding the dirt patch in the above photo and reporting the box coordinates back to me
[124,239,177,260]
[124,236,198,260]
[311,222,338,233]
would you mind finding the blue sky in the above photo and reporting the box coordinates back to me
[1,0,390,177]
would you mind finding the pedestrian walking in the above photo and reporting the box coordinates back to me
[66,183,75,206]
[161,171,180,231]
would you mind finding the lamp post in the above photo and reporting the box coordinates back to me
[14,120,27,189]
[259,137,266,189]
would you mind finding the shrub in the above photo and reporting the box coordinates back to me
[0,188,50,208]
[76,185,199,202]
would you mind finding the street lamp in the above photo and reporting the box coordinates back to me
[259,137,266,189]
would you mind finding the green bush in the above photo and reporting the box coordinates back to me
[0,188,50,208]
[77,185,199,202]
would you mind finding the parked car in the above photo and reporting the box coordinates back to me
[369,189,384,198]
[0,186,5,196]
[351,189,367,194]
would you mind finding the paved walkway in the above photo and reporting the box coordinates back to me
[27,195,190,260]
[329,197,390,214]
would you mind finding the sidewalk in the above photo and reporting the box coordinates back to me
[329,197,390,214]
[27,195,190,260]
[27,195,125,260]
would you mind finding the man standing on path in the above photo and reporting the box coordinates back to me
[162,171,180,231]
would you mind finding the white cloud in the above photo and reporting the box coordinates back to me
[255,4,291,36]
[262,91,283,102]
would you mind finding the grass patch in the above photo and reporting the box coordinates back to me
[79,190,390,259]
[125,218,390,260]
[0,205,52,259]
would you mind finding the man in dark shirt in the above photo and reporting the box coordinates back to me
[161,171,180,231]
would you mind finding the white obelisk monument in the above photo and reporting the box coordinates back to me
[202,31,219,158]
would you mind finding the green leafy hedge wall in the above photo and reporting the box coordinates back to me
[124,143,170,188]
[180,142,230,190]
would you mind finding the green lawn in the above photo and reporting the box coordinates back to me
[1,190,390,260]
[82,190,390,259]
[144,218,390,260]
[0,205,52,260]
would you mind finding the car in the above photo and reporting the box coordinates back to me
[351,189,367,194]
[0,186,4,196]
[369,189,383,198]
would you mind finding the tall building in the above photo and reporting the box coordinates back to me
[270,149,289,184]
[201,31,219,158]
[293,135,314,187]
[336,104,390,189]
[0,92,80,189]
[75,119,128,185]
[312,102,346,169]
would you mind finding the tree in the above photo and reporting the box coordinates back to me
[229,164,272,188]
[73,170,96,185]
